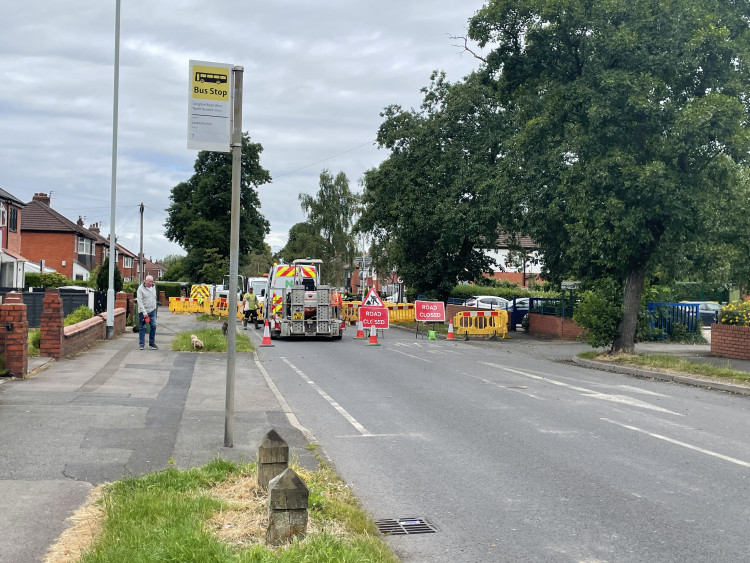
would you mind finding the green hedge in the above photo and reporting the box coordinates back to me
[64,305,95,327]
[157,283,185,299]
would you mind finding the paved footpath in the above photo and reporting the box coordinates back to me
[0,313,316,563]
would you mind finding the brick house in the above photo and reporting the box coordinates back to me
[86,223,139,282]
[142,256,165,280]
[0,187,28,288]
[21,193,99,281]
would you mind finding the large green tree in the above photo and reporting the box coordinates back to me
[279,222,327,265]
[357,72,502,300]
[165,132,271,281]
[466,0,750,352]
[298,170,359,286]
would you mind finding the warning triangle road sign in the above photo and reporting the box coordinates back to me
[362,288,385,307]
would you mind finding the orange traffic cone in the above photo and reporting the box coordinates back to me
[260,319,275,347]
[354,320,366,339]
[367,325,380,346]
[447,320,455,341]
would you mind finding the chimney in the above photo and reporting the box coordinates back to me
[33,193,51,205]
[77,216,84,227]
[89,223,100,234]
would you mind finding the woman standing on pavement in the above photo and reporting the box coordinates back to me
[137,275,158,350]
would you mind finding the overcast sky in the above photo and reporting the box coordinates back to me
[0,1,487,261]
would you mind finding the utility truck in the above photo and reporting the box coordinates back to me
[263,258,344,340]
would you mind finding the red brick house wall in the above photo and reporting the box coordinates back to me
[7,218,21,254]
[22,231,77,278]
[710,324,750,361]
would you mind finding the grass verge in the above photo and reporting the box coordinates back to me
[578,351,750,384]
[48,457,398,563]
[171,329,254,353]
[28,328,41,357]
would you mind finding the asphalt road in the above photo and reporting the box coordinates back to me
[256,327,750,562]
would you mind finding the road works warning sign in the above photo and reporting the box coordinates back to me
[362,288,385,307]
[188,60,232,152]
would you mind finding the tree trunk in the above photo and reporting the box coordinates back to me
[611,267,646,354]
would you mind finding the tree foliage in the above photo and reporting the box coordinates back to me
[197,248,229,285]
[95,258,123,292]
[279,222,326,265]
[242,244,274,277]
[165,132,271,281]
[357,73,502,300]
[466,0,750,352]
[297,170,359,286]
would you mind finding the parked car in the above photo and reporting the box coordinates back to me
[464,295,511,309]
[684,301,722,326]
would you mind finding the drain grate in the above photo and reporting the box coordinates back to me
[375,517,438,535]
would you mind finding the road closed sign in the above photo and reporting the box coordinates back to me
[415,300,446,322]
[359,306,389,329]
[188,60,233,152]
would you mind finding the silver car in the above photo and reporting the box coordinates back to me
[464,295,511,310]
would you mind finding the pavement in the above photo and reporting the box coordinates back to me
[0,313,316,563]
[2,318,749,562]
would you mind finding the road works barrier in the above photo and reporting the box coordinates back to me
[169,297,206,314]
[453,310,509,339]
[342,302,415,324]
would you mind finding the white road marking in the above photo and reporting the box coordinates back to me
[464,372,542,400]
[391,349,433,363]
[281,357,372,436]
[253,353,316,443]
[601,418,750,468]
[480,362,682,416]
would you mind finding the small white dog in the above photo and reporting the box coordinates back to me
[191,334,204,350]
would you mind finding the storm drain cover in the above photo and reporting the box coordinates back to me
[375,517,438,535]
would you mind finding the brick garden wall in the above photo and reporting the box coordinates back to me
[528,312,585,340]
[41,289,128,360]
[710,324,750,361]
[0,293,29,377]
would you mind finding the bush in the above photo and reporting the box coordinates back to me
[25,272,70,289]
[718,300,750,326]
[573,280,622,349]
[96,258,123,292]
[64,305,95,327]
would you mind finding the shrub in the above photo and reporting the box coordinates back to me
[573,280,622,349]
[64,305,95,326]
[96,258,123,292]
[718,300,750,326]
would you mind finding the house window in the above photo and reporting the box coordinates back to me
[124,256,133,268]
[8,207,17,232]
[77,236,92,255]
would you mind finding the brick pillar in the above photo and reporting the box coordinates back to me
[40,289,63,359]
[115,291,128,311]
[158,291,168,306]
[1,293,28,377]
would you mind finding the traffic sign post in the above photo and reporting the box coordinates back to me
[359,306,389,329]
[188,60,233,152]
[414,300,446,339]
[362,288,385,307]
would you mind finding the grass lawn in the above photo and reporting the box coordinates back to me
[172,328,254,353]
[47,457,398,563]
[578,351,750,384]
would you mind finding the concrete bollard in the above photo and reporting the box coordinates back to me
[257,429,289,491]
[266,467,308,545]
